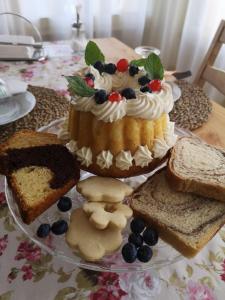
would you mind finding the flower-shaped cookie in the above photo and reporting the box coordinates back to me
[83,202,133,229]
[76,176,133,203]
[66,208,123,261]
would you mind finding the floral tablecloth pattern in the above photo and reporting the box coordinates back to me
[0,42,225,300]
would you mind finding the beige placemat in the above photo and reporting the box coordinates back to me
[0,81,212,143]
[169,81,212,130]
[0,85,69,143]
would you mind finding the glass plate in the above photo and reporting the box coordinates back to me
[5,120,191,273]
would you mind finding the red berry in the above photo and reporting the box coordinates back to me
[148,80,161,92]
[108,92,122,102]
[84,77,94,87]
[116,59,129,72]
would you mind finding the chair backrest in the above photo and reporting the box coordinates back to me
[194,20,225,96]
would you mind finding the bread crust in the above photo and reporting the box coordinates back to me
[130,167,225,258]
[167,137,225,202]
[8,176,77,224]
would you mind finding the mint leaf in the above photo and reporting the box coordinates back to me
[66,76,95,97]
[145,53,164,80]
[130,58,146,67]
[85,41,105,66]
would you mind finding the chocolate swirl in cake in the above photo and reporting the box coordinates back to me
[132,170,225,236]
[4,145,80,189]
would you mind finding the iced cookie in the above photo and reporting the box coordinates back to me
[83,202,133,229]
[76,176,133,203]
[66,208,123,261]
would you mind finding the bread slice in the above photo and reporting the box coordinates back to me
[130,169,225,257]
[167,137,225,202]
[1,130,80,224]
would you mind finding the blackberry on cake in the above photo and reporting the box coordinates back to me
[121,88,136,99]
[104,63,117,74]
[138,75,150,86]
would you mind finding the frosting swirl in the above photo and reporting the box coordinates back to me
[89,66,112,93]
[134,145,153,167]
[72,96,95,112]
[115,150,133,170]
[66,140,78,154]
[91,99,127,122]
[96,150,113,169]
[152,139,170,158]
[126,92,164,120]
[164,121,177,147]
[76,147,92,167]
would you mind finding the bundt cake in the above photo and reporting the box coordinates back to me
[59,41,177,177]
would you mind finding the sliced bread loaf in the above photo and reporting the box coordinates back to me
[1,130,80,224]
[130,169,225,257]
[167,137,225,202]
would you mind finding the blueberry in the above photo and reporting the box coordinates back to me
[138,76,150,86]
[85,72,95,80]
[129,65,139,76]
[37,223,51,238]
[128,233,143,248]
[57,196,72,212]
[137,245,153,262]
[104,63,117,74]
[130,218,146,234]
[94,89,107,104]
[121,88,136,99]
[122,243,137,263]
[93,61,104,74]
[51,220,68,235]
[140,86,152,93]
[143,227,158,246]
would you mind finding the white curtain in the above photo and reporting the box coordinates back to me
[1,0,225,104]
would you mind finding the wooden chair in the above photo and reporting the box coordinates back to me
[194,20,225,96]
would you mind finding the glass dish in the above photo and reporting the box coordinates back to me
[135,46,160,58]
[5,120,191,273]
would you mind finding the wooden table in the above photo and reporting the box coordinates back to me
[95,37,225,149]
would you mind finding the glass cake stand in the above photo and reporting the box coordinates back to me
[5,119,191,273]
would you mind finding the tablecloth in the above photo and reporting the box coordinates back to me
[0,41,225,300]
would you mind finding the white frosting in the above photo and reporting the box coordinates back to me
[152,139,170,158]
[72,76,173,122]
[58,118,69,141]
[66,140,78,154]
[76,147,92,167]
[72,96,95,112]
[91,99,127,122]
[115,150,133,170]
[164,121,177,147]
[134,145,153,167]
[90,66,112,93]
[126,92,164,120]
[96,150,113,169]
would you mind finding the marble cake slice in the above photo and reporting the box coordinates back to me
[1,130,80,224]
[131,169,225,257]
